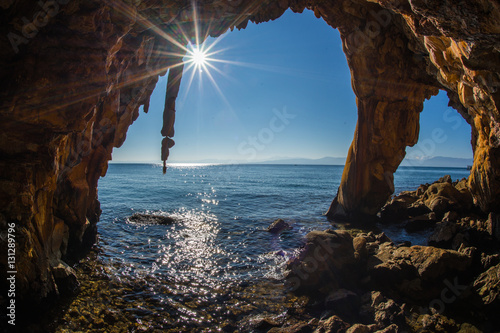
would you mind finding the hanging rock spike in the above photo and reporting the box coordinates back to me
[161,62,184,173]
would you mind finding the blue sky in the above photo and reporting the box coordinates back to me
[112,9,472,163]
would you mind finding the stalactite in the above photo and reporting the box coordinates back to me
[161,63,185,174]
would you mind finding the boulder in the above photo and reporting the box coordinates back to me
[369,245,472,300]
[285,230,356,294]
[127,213,176,225]
[268,322,311,333]
[267,218,291,233]
[379,194,419,222]
[244,313,284,331]
[421,181,474,217]
[394,246,471,281]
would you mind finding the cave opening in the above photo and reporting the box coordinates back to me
[2,1,500,331]
[97,7,476,293]
[405,90,473,167]
[109,6,476,223]
[112,8,357,166]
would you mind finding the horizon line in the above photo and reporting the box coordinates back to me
[107,161,471,169]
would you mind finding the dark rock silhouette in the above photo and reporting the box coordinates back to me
[127,213,176,225]
[267,218,291,233]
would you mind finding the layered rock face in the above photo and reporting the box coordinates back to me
[326,0,500,218]
[0,0,499,301]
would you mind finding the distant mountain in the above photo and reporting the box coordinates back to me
[112,156,473,168]
[401,156,473,168]
[256,156,472,168]
[251,156,346,165]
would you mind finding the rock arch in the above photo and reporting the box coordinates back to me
[0,0,499,301]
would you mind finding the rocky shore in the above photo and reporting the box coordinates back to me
[8,176,500,333]
[281,175,500,332]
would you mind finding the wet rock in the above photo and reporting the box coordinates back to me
[285,230,356,294]
[221,323,238,332]
[245,313,284,330]
[238,281,250,288]
[269,321,312,333]
[267,218,291,233]
[127,213,176,225]
[103,309,119,324]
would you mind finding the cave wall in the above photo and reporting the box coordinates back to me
[0,0,499,301]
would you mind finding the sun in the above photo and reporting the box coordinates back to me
[185,44,212,72]
[191,47,207,67]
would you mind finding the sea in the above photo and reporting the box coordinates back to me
[89,164,471,330]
